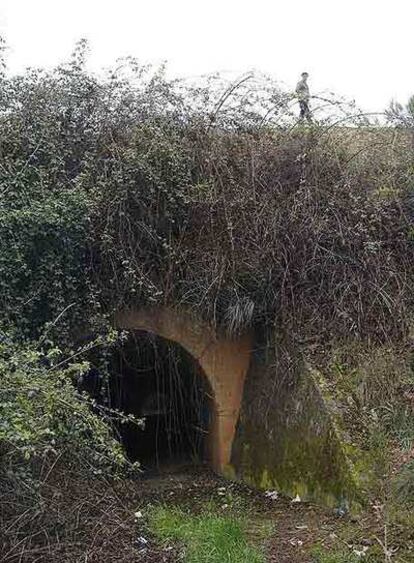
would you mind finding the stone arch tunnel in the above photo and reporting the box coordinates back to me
[114,307,252,472]
[114,306,357,507]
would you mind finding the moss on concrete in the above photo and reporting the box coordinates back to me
[230,333,363,508]
[232,410,359,507]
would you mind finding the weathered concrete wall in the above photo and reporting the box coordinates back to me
[230,332,359,507]
[114,308,252,472]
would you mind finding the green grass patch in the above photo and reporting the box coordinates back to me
[148,506,266,563]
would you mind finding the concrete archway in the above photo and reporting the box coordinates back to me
[114,308,252,472]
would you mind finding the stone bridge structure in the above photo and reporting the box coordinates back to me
[114,307,358,507]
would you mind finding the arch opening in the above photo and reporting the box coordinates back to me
[109,331,215,471]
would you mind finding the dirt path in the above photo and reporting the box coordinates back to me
[84,466,408,562]
[117,466,354,562]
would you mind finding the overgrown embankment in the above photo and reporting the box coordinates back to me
[1,42,414,561]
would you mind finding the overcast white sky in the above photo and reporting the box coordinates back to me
[0,0,412,112]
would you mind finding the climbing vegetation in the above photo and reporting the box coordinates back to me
[1,40,413,345]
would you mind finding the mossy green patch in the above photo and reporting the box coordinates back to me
[232,346,362,509]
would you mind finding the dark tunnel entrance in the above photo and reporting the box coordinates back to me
[109,331,214,471]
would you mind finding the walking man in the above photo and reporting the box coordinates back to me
[296,72,312,122]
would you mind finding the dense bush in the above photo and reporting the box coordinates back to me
[0,335,134,561]
[0,41,413,345]
[0,337,125,471]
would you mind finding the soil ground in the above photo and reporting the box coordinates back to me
[81,464,412,563]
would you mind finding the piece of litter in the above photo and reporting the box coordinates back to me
[136,536,148,546]
[352,546,368,558]
[295,525,308,530]
[264,490,279,501]
[134,511,143,519]
[289,539,303,547]
[291,494,301,503]
[335,505,348,517]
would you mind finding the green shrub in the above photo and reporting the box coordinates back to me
[0,338,126,473]
[0,336,135,559]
